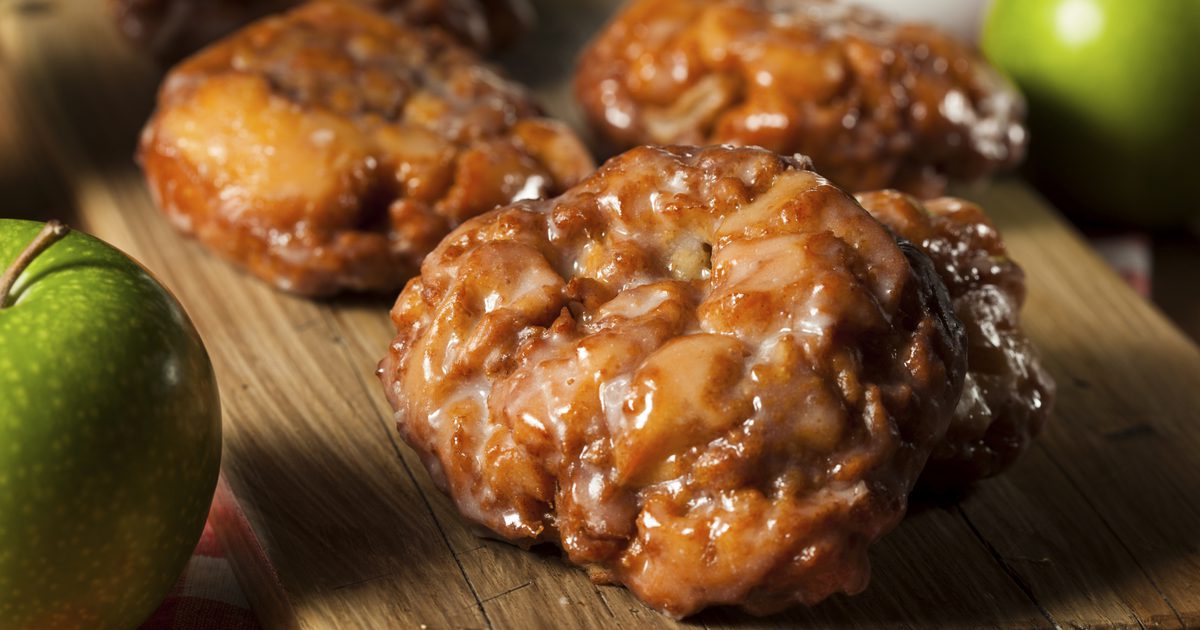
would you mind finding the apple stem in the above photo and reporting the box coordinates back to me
[0,221,70,309]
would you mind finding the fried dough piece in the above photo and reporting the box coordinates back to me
[108,0,533,59]
[575,0,1025,197]
[139,1,592,296]
[379,145,966,617]
[858,190,1055,488]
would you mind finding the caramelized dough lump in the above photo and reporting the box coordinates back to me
[139,1,592,296]
[379,145,967,617]
[575,0,1026,197]
[858,190,1054,488]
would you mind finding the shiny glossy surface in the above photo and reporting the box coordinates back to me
[983,0,1200,226]
[139,1,593,296]
[379,145,966,617]
[0,220,221,629]
[858,190,1055,487]
[575,0,1026,197]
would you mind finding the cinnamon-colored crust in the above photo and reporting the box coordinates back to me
[575,0,1026,197]
[108,0,533,59]
[858,190,1055,488]
[379,145,966,617]
[138,1,592,296]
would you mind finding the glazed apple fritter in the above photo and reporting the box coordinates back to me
[139,1,592,296]
[858,190,1054,488]
[108,0,533,59]
[379,145,967,617]
[575,0,1026,197]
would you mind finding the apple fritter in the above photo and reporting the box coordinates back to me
[378,145,966,617]
[108,0,533,59]
[139,1,592,296]
[858,190,1054,488]
[575,0,1026,197]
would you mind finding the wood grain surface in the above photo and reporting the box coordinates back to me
[3,1,1200,628]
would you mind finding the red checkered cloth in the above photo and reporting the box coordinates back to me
[138,500,262,630]
[1088,234,1152,298]
[135,236,1153,630]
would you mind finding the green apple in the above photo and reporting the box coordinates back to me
[983,0,1200,226]
[0,220,221,629]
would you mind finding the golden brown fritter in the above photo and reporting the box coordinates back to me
[378,145,966,617]
[858,190,1055,488]
[575,0,1026,197]
[139,1,592,296]
[108,0,533,59]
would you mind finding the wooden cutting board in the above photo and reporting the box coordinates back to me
[3,1,1200,628]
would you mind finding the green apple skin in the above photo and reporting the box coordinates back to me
[0,220,221,629]
[983,0,1200,226]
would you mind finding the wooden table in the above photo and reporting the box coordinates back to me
[3,1,1200,628]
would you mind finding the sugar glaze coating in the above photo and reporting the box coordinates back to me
[858,190,1054,487]
[139,1,592,296]
[380,145,966,616]
[575,0,1026,197]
